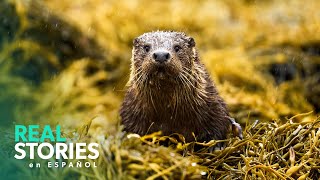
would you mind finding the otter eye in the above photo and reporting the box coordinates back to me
[174,45,181,52]
[143,45,151,52]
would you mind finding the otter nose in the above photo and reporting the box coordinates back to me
[153,51,170,63]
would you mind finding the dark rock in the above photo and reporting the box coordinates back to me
[269,63,297,84]
[301,42,320,56]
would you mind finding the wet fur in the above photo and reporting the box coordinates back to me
[120,31,231,142]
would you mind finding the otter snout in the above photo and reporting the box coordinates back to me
[152,50,171,63]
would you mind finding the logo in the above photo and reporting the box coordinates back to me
[14,125,99,168]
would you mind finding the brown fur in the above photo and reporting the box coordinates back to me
[120,31,231,142]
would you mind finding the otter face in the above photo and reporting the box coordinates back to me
[131,31,196,86]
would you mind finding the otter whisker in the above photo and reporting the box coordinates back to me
[179,70,197,91]
[148,84,157,113]
[132,69,144,85]
[178,74,192,92]
[182,66,208,96]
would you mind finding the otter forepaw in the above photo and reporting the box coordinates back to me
[229,117,243,139]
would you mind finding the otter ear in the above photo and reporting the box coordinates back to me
[187,37,195,48]
[133,38,140,46]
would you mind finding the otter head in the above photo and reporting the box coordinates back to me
[130,31,196,89]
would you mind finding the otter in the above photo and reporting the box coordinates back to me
[120,31,242,142]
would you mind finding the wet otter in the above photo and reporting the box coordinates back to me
[120,31,241,142]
